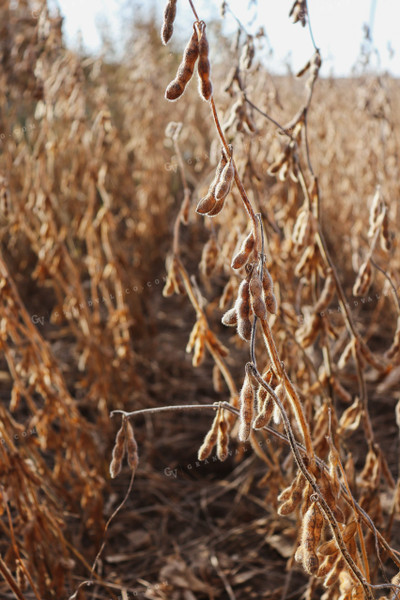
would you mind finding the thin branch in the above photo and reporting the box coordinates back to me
[243,94,292,138]
[305,0,318,52]
[187,0,199,22]
[370,258,400,311]
[111,403,222,419]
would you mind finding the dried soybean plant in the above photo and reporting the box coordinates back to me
[109,1,400,599]
[0,1,184,598]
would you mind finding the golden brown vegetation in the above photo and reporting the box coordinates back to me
[0,0,400,598]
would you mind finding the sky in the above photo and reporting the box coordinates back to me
[50,0,400,77]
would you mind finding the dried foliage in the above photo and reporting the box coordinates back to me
[1,0,400,598]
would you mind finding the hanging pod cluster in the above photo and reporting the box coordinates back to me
[164,19,213,102]
[274,453,366,590]
[222,262,277,342]
[237,368,288,442]
[186,317,229,368]
[198,405,230,462]
[109,418,139,479]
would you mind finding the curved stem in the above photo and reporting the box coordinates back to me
[187,0,199,21]
[111,403,221,419]
[259,317,314,458]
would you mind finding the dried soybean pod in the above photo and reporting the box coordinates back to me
[262,266,274,295]
[353,260,371,297]
[380,208,391,252]
[221,307,237,327]
[162,274,175,297]
[250,271,267,320]
[237,316,252,342]
[368,186,382,237]
[327,446,341,499]
[253,393,274,429]
[256,384,268,413]
[314,271,335,314]
[318,521,357,556]
[206,196,226,217]
[277,470,304,515]
[212,364,222,393]
[197,23,212,101]
[235,279,252,341]
[323,556,344,587]
[161,0,178,45]
[110,420,127,479]
[231,232,255,270]
[215,156,235,200]
[198,408,220,460]
[316,552,338,578]
[186,320,201,353]
[165,27,199,101]
[318,469,345,523]
[217,416,229,461]
[125,421,139,472]
[16,563,26,592]
[265,293,277,315]
[299,501,323,574]
[238,373,254,442]
[338,339,355,369]
[292,209,309,247]
[219,277,236,310]
[272,383,285,425]
[196,150,227,214]
[193,334,205,367]
[262,266,277,314]
[200,236,218,276]
[196,193,216,215]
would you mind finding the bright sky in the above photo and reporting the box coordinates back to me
[51,0,400,76]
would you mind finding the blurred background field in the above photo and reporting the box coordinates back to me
[0,1,399,598]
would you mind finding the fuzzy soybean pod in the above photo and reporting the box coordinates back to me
[238,373,254,442]
[231,232,255,270]
[262,266,277,314]
[198,408,221,460]
[380,208,391,252]
[206,196,226,217]
[196,150,227,214]
[250,272,267,320]
[235,279,252,341]
[165,27,199,101]
[314,272,335,314]
[353,260,371,297]
[217,416,229,461]
[161,0,178,45]
[215,156,235,200]
[221,307,238,327]
[253,389,274,429]
[197,23,212,101]
[277,470,304,515]
[109,420,127,479]
[125,420,139,473]
[298,501,323,574]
